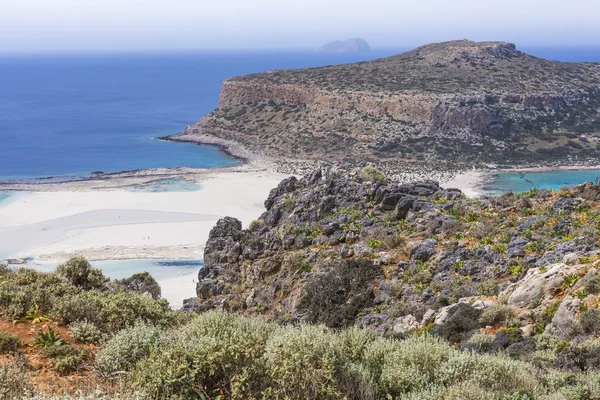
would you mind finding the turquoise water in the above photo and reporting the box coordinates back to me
[481,169,600,195]
[0,192,11,204]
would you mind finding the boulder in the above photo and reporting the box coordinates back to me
[393,314,419,334]
[394,196,417,219]
[545,299,581,339]
[412,239,437,262]
[503,263,577,307]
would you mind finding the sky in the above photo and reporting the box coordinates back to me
[1,0,599,53]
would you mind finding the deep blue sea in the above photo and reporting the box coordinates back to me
[0,50,400,181]
[0,46,599,191]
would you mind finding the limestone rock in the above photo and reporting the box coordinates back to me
[393,314,419,334]
[545,299,581,339]
[503,263,577,308]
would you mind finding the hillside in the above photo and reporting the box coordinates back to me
[177,40,600,170]
[186,165,600,336]
[5,166,600,398]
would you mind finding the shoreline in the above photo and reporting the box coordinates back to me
[0,168,289,264]
[158,133,253,165]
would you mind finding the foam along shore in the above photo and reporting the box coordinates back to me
[0,169,288,263]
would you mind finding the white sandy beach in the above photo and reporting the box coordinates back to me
[0,166,484,263]
[439,169,485,197]
[0,169,287,262]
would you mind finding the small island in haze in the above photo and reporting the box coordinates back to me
[315,37,371,52]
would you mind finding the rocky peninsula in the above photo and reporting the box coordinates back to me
[173,40,600,174]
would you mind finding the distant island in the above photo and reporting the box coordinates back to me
[315,37,370,52]
[172,39,600,173]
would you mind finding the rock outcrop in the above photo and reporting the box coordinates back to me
[177,40,600,170]
[184,167,600,346]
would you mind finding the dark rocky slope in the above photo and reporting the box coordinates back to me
[186,165,600,347]
[178,40,600,170]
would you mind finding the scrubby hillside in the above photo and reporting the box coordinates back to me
[177,40,600,170]
[5,167,600,398]
[188,165,600,338]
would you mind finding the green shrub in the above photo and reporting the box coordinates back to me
[0,360,30,398]
[96,323,162,374]
[56,256,108,290]
[34,325,65,347]
[133,312,277,398]
[585,276,600,294]
[377,335,453,395]
[536,301,561,335]
[436,352,537,393]
[42,343,89,375]
[113,272,161,300]
[468,333,495,352]
[0,331,20,355]
[362,165,386,183]
[0,271,79,318]
[53,290,172,332]
[432,303,482,343]
[248,219,265,231]
[479,304,514,327]
[262,325,346,399]
[477,280,500,296]
[69,321,102,344]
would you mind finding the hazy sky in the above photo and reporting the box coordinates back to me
[1,0,599,52]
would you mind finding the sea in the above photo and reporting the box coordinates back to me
[0,46,599,189]
[0,50,403,181]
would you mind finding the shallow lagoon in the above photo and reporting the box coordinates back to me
[480,169,600,196]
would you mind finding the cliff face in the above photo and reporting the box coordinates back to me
[184,165,600,342]
[182,40,600,168]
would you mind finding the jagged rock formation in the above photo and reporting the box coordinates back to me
[316,38,371,52]
[178,40,600,169]
[185,166,600,344]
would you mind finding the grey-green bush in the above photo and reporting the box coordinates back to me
[0,359,30,398]
[42,343,89,375]
[113,272,161,300]
[56,256,108,291]
[95,323,162,374]
[69,321,102,344]
[53,290,172,332]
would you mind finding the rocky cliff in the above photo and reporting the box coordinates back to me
[179,40,600,170]
[185,165,600,348]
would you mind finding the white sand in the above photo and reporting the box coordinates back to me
[439,169,485,197]
[0,170,287,262]
[0,169,286,308]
